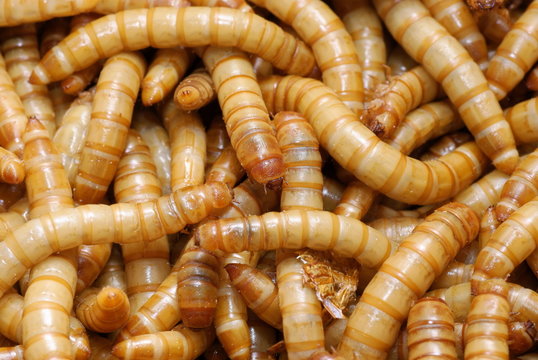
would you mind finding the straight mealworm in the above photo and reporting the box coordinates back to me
[31,8,316,84]
[375,0,519,174]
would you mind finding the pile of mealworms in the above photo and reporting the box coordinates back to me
[1,0,538,358]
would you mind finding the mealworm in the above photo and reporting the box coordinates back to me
[332,0,387,95]
[92,0,190,14]
[249,0,363,113]
[407,297,457,360]
[196,210,393,269]
[420,131,474,161]
[367,217,422,244]
[31,8,316,84]
[375,0,519,174]
[177,246,219,328]
[308,351,345,360]
[495,149,538,222]
[275,111,323,212]
[277,253,325,360]
[132,109,171,195]
[486,0,538,100]
[334,181,377,220]
[0,184,24,213]
[0,345,23,359]
[76,244,113,294]
[463,279,510,360]
[0,182,231,298]
[73,51,146,205]
[0,53,25,157]
[0,290,22,343]
[430,261,473,290]
[423,0,488,70]
[68,317,91,360]
[338,203,479,359]
[199,46,284,185]
[114,131,170,313]
[189,0,251,11]
[225,263,282,329]
[93,244,126,291]
[1,25,55,137]
[112,325,215,360]
[509,321,537,356]
[174,67,216,111]
[526,65,538,91]
[505,97,538,146]
[142,47,193,106]
[0,147,23,185]
[364,66,442,138]
[0,0,98,27]
[480,206,497,250]
[322,177,345,212]
[52,89,93,188]
[205,146,244,188]
[249,315,277,360]
[61,13,102,96]
[260,75,488,205]
[205,116,231,170]
[0,211,24,240]
[88,334,119,360]
[477,8,513,45]
[453,170,509,218]
[75,286,130,333]
[161,101,206,191]
[456,240,480,264]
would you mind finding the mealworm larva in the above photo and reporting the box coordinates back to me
[53,89,93,188]
[334,181,377,220]
[114,130,170,313]
[387,46,418,78]
[456,240,480,264]
[495,149,538,222]
[132,109,172,195]
[430,261,473,290]
[249,0,363,113]
[274,111,323,212]
[196,210,392,269]
[277,252,325,360]
[1,25,55,137]
[0,210,24,240]
[48,84,74,128]
[332,0,386,96]
[69,316,91,360]
[225,263,282,329]
[2,188,26,216]
[199,46,284,185]
[407,297,457,360]
[365,203,439,222]
[0,147,23,185]
[0,53,25,157]
[505,97,538,145]
[22,248,78,360]
[526,65,538,91]
[463,279,510,360]
[92,0,190,14]
[176,246,219,328]
[0,182,231,298]
[205,146,244,188]
[387,101,464,156]
[308,351,345,360]
[367,217,422,244]
[473,198,538,284]
[486,1,538,100]
[322,177,345,212]
[251,55,273,79]
[0,345,23,360]
[31,7,316,84]
[423,0,488,70]
[364,66,442,138]
[509,321,537,356]
[142,47,193,106]
[249,314,277,360]
[76,244,113,294]
[60,13,102,96]
[174,67,216,111]
[75,286,130,333]
[113,325,215,360]
[338,202,479,359]
[189,0,250,11]
[94,244,126,291]
[0,291,22,343]
[0,0,98,27]
[73,51,146,205]
[375,0,519,174]
[479,207,499,250]
[161,101,206,191]
[453,169,509,218]
[23,117,73,218]
[205,116,231,170]
[260,75,488,204]
[420,131,474,161]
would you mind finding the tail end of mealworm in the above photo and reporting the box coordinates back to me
[111,342,126,358]
[29,65,50,85]
[248,157,285,185]
[492,148,519,175]
[2,160,25,184]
